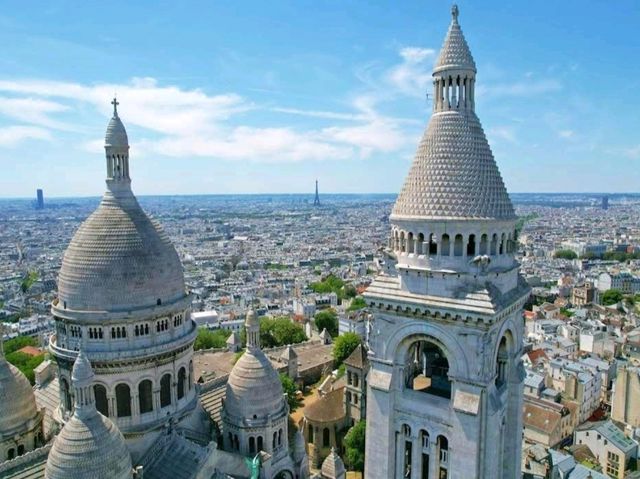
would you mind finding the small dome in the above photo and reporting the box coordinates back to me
[225,349,285,420]
[321,448,346,479]
[44,412,132,479]
[56,191,187,312]
[0,355,39,436]
[434,5,476,73]
[105,115,129,148]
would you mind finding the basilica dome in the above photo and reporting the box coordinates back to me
[55,105,186,313]
[225,348,286,420]
[45,351,133,479]
[0,352,39,436]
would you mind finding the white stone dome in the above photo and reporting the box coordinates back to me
[44,400,132,479]
[225,348,285,420]
[105,115,129,147]
[56,190,186,312]
[0,355,39,436]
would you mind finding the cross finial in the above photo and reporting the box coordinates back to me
[451,4,459,21]
[111,97,119,117]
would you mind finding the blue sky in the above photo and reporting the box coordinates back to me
[0,0,639,197]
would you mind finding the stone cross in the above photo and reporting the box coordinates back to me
[111,97,119,116]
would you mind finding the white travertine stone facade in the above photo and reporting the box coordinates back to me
[0,337,44,462]
[45,351,133,479]
[364,6,529,479]
[222,311,304,479]
[49,100,208,463]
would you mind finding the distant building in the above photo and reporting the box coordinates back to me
[602,195,609,210]
[612,366,640,427]
[572,281,595,306]
[574,420,638,479]
[36,189,44,209]
[598,272,640,294]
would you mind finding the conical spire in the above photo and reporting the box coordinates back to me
[390,4,515,221]
[434,5,476,73]
[71,350,97,418]
[105,97,129,148]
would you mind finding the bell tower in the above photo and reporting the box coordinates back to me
[363,6,529,479]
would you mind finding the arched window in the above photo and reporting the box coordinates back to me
[94,384,109,417]
[401,424,412,477]
[322,427,330,447]
[400,232,406,253]
[139,380,154,414]
[480,234,488,255]
[404,339,451,399]
[308,426,314,443]
[278,428,283,446]
[17,445,24,456]
[499,233,506,254]
[420,429,430,479]
[257,436,263,452]
[346,391,352,403]
[116,328,121,339]
[407,232,414,254]
[145,324,149,335]
[467,234,476,256]
[249,437,256,454]
[454,234,463,256]
[177,367,186,400]
[495,335,511,388]
[115,384,131,417]
[160,373,172,408]
[429,234,437,255]
[417,233,425,255]
[441,234,450,256]
[438,435,449,475]
[490,233,498,255]
[7,448,14,460]
[60,377,72,412]
[189,360,193,389]
[274,431,279,448]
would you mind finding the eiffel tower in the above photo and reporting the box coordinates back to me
[313,179,320,206]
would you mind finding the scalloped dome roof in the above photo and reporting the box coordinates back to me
[105,115,128,148]
[56,108,186,313]
[0,353,39,437]
[225,349,285,420]
[434,5,476,73]
[391,111,515,220]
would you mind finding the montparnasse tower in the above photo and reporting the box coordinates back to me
[363,6,529,479]
[50,99,208,462]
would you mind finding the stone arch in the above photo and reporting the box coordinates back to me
[441,234,450,256]
[60,377,72,412]
[177,367,186,400]
[453,234,463,256]
[401,338,452,399]
[322,427,330,447]
[490,233,498,255]
[160,373,172,408]
[429,234,437,255]
[479,234,488,255]
[387,320,470,379]
[115,383,131,417]
[139,379,154,414]
[417,233,425,255]
[94,383,109,417]
[494,323,517,388]
[437,435,449,470]
[467,234,476,256]
[407,232,414,254]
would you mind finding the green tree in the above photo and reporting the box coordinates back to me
[194,328,232,351]
[343,284,357,299]
[344,421,366,472]
[279,373,300,412]
[6,350,45,384]
[242,317,307,348]
[3,336,39,354]
[315,309,338,337]
[347,296,367,312]
[554,250,577,260]
[20,271,39,293]
[333,332,361,366]
[602,289,623,306]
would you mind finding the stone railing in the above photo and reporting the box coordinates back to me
[0,444,52,475]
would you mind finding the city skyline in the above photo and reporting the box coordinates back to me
[1,0,639,197]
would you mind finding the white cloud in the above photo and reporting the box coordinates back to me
[558,129,575,139]
[387,47,436,97]
[622,145,640,160]
[0,125,52,147]
[478,79,562,98]
[487,126,518,144]
[0,77,413,163]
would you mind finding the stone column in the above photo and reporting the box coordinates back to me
[395,432,404,479]
[411,433,420,478]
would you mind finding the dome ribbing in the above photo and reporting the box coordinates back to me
[0,347,39,437]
